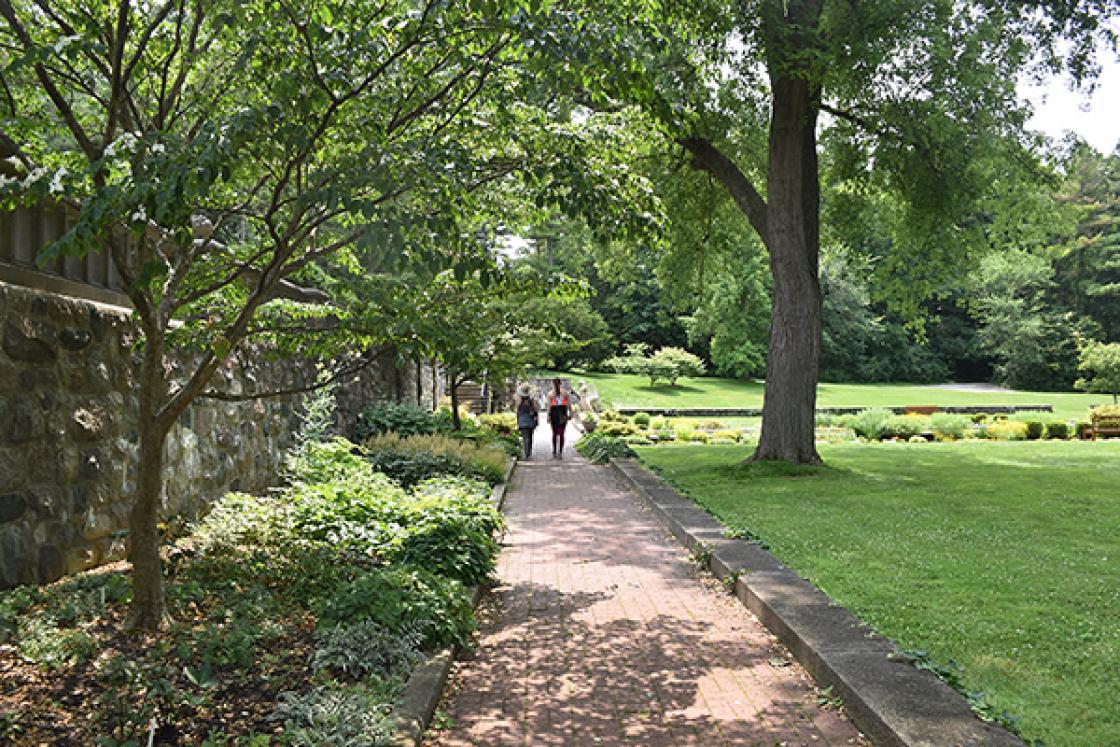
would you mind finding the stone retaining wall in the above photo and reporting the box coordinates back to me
[0,281,427,588]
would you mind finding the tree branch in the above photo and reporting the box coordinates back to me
[0,0,98,158]
[679,137,769,243]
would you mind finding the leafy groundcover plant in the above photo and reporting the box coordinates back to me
[575,432,637,464]
[0,436,503,745]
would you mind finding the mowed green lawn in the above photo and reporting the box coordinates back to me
[551,370,1111,422]
[636,441,1120,747]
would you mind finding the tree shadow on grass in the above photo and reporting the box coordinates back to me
[631,383,706,397]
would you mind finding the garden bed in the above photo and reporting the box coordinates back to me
[0,426,510,746]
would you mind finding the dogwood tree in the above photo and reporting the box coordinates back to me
[0,0,526,630]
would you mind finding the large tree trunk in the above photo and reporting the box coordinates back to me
[749,70,822,465]
[126,330,172,631]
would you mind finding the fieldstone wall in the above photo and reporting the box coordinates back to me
[0,281,417,588]
[335,350,443,439]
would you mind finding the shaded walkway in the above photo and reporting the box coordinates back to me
[427,423,864,746]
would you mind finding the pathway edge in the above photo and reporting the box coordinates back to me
[609,457,1024,747]
[391,457,516,746]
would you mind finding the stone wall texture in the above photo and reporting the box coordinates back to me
[0,281,435,588]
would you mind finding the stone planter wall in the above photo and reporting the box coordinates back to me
[0,281,424,588]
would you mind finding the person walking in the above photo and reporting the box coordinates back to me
[516,384,539,459]
[547,378,571,459]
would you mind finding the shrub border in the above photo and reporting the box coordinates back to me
[609,457,1024,747]
[615,405,1053,417]
[390,457,515,746]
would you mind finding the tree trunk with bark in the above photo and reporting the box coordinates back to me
[449,374,462,430]
[126,326,172,631]
[749,71,823,464]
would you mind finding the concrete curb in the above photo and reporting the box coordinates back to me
[391,457,515,746]
[609,457,1024,747]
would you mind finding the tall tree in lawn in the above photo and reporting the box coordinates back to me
[0,0,519,630]
[551,0,1117,463]
[1076,341,1120,404]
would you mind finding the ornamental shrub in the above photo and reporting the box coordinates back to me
[648,347,706,385]
[597,419,642,437]
[575,433,637,464]
[1090,404,1120,427]
[632,412,651,428]
[396,477,503,585]
[712,430,742,442]
[849,409,894,440]
[1023,420,1045,440]
[317,565,474,649]
[289,437,377,485]
[1045,421,1070,439]
[478,412,517,436]
[928,413,970,440]
[882,415,927,440]
[356,401,441,440]
[985,420,1029,441]
[600,343,651,376]
[363,433,507,487]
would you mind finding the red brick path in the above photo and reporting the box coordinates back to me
[427,425,864,746]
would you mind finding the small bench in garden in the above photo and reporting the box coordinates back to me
[1090,412,1120,440]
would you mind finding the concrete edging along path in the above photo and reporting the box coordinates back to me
[609,457,1024,747]
[392,458,517,746]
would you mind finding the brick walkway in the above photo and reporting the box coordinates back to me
[427,424,864,746]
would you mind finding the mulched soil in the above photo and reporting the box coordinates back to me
[0,562,317,746]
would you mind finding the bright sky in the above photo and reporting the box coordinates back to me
[1021,51,1120,154]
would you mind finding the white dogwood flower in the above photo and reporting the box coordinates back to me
[48,168,67,194]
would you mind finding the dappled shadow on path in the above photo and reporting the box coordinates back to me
[508,463,698,574]
[432,581,844,746]
[429,448,861,747]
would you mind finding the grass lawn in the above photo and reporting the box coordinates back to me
[636,440,1120,747]
[550,370,1112,422]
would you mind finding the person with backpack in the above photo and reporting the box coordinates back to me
[547,378,571,459]
[516,384,539,459]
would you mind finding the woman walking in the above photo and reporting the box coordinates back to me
[516,384,539,459]
[547,378,571,459]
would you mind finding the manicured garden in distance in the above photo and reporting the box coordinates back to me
[553,370,1112,423]
[636,441,1120,747]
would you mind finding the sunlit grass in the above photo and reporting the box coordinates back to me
[637,440,1120,747]
[548,370,1110,422]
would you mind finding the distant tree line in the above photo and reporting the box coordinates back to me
[524,140,1120,393]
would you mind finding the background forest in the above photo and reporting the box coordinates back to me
[519,138,1120,392]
